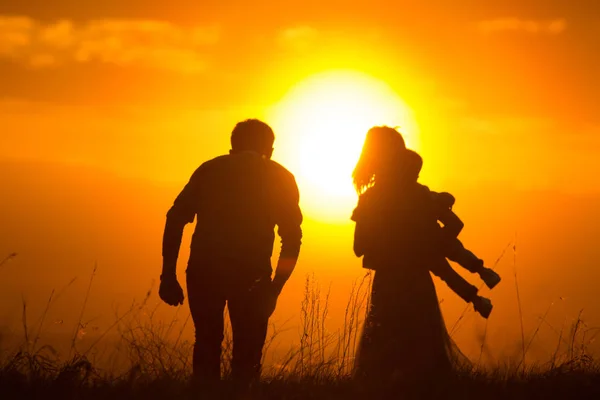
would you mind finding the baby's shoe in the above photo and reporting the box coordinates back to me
[472,296,493,319]
[479,267,501,289]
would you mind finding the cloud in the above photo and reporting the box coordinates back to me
[478,18,567,35]
[39,20,76,49]
[0,15,220,73]
[0,16,34,56]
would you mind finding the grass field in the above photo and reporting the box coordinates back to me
[1,255,600,399]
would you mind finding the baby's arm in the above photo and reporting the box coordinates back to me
[439,208,464,238]
[431,191,463,238]
[431,191,455,209]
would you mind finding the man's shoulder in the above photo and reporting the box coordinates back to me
[185,155,229,182]
[193,155,297,187]
[266,159,296,183]
[197,154,233,170]
[201,155,229,168]
[267,159,293,174]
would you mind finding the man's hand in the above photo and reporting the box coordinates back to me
[159,275,184,306]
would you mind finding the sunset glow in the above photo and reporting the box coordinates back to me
[270,70,418,221]
[2,2,600,378]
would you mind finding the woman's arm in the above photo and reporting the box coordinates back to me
[351,196,371,257]
[353,220,367,257]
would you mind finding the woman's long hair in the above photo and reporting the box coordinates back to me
[352,126,406,194]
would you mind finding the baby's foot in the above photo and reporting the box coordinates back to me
[472,296,493,319]
[479,267,501,289]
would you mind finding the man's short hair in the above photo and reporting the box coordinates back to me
[230,119,275,155]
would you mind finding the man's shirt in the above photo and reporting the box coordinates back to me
[163,152,302,276]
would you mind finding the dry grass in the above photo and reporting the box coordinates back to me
[1,253,600,399]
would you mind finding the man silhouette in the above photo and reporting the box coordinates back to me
[159,119,303,390]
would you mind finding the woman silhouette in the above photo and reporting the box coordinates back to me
[351,126,466,389]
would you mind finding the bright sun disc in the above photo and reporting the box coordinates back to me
[269,70,418,222]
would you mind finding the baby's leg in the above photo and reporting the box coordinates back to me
[430,258,478,304]
[445,238,484,274]
[446,239,502,290]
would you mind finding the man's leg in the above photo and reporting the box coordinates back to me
[186,270,226,386]
[227,275,271,390]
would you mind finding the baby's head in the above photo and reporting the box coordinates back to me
[401,149,423,182]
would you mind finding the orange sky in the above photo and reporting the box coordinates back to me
[1,1,600,364]
[1,2,599,192]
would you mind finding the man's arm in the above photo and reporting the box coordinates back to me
[271,172,303,295]
[161,167,203,279]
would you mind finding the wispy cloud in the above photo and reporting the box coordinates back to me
[0,16,220,73]
[0,16,34,55]
[477,18,567,35]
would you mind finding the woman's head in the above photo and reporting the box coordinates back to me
[352,126,407,194]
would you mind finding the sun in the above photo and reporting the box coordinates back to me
[268,70,418,222]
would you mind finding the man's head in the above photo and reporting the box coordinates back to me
[230,119,275,159]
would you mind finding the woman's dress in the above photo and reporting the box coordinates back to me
[352,183,468,384]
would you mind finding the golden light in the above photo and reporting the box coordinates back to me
[268,70,419,222]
